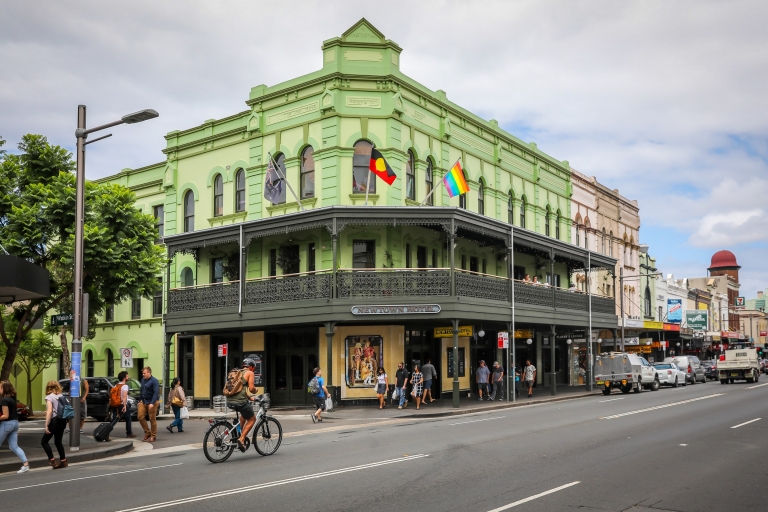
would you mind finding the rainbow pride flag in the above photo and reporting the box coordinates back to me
[442,161,469,197]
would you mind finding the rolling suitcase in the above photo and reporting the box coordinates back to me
[93,412,120,442]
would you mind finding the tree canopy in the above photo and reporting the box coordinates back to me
[0,134,165,380]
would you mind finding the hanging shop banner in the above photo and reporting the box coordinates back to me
[434,326,473,338]
[345,335,383,388]
[120,348,133,368]
[663,323,680,331]
[667,299,683,323]
[685,310,708,331]
[760,331,768,337]
[643,321,664,330]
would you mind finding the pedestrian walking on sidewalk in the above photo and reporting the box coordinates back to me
[138,367,159,442]
[376,367,388,409]
[109,371,135,438]
[524,360,537,397]
[0,381,29,473]
[476,360,491,401]
[490,362,505,401]
[394,362,410,409]
[41,381,67,469]
[310,368,329,423]
[421,359,436,404]
[166,377,186,433]
[411,365,424,409]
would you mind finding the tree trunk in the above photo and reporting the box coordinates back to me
[26,374,34,415]
[0,340,21,382]
[59,326,70,378]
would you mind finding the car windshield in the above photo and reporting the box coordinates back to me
[108,378,142,391]
[654,364,672,369]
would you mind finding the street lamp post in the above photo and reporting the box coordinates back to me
[70,105,158,449]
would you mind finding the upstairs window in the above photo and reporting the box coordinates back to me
[508,194,514,224]
[601,228,606,254]
[235,169,246,212]
[425,159,433,206]
[520,198,526,228]
[545,207,551,237]
[272,154,287,204]
[105,305,114,322]
[153,278,163,317]
[153,205,164,239]
[353,240,375,268]
[181,267,194,287]
[183,190,195,233]
[213,174,224,217]
[131,297,141,319]
[478,180,485,215]
[406,150,415,201]
[555,212,561,240]
[352,140,374,194]
[301,146,315,199]
[609,231,613,257]
[211,258,224,284]
[644,286,652,317]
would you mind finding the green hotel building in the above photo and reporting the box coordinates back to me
[80,19,616,407]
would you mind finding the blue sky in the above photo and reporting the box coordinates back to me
[2,1,766,297]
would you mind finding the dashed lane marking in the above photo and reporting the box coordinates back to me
[600,394,724,419]
[731,418,761,429]
[487,481,581,511]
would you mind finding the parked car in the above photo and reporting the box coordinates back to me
[594,352,660,395]
[663,355,706,384]
[16,401,30,421]
[59,377,141,422]
[653,362,687,387]
[702,360,718,380]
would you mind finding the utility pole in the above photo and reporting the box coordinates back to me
[620,267,625,351]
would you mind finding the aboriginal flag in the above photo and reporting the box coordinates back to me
[369,148,397,185]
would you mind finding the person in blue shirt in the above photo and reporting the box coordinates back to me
[138,367,160,442]
[311,367,329,423]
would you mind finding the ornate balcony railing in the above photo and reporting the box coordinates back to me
[514,281,552,307]
[456,270,509,302]
[555,288,588,311]
[245,271,331,304]
[337,269,451,299]
[591,295,617,315]
[168,281,239,312]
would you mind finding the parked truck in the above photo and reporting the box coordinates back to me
[594,352,660,395]
[717,348,761,384]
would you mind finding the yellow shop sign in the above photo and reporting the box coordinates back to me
[643,321,663,330]
[434,326,473,338]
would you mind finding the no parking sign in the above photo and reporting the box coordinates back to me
[121,348,133,368]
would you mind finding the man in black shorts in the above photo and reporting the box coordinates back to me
[230,358,259,451]
[311,367,330,423]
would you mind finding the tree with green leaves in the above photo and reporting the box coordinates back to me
[0,134,166,381]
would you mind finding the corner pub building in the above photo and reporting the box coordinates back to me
[95,19,617,407]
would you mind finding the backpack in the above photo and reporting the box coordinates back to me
[307,376,320,395]
[223,369,245,397]
[109,384,123,408]
[56,394,75,420]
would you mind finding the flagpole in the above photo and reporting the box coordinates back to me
[419,158,462,206]
[268,152,306,212]
[364,162,373,206]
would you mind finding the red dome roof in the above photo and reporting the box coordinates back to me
[708,250,740,269]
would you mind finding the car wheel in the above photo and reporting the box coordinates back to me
[621,384,631,394]
[634,381,642,393]
[650,379,660,391]
[690,376,695,385]
[673,377,678,388]
[720,378,727,384]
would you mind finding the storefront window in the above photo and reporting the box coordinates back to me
[346,335,383,387]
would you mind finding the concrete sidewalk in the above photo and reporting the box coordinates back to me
[0,429,133,475]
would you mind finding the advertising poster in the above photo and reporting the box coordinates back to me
[70,352,82,398]
[685,310,708,331]
[667,299,683,323]
[346,335,383,387]
[244,352,265,386]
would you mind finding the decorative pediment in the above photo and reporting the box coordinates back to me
[321,90,335,113]
[164,163,176,189]
[341,18,386,44]
[391,92,403,114]
[246,111,261,133]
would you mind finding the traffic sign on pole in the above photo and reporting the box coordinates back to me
[497,331,509,349]
[120,348,133,368]
[218,344,228,357]
[50,313,73,327]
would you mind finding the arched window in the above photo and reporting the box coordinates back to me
[235,169,246,212]
[183,190,195,233]
[556,211,561,240]
[425,158,433,205]
[601,228,606,254]
[545,207,551,237]
[352,140,374,193]
[458,169,468,209]
[507,193,514,224]
[478,179,485,215]
[406,149,415,201]
[575,226,580,247]
[609,231,613,257]
[272,153,287,204]
[520,197,526,228]
[301,146,315,199]
[106,348,114,377]
[86,350,94,378]
[181,267,194,287]
[213,174,223,217]
[644,286,652,317]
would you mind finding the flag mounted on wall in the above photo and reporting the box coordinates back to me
[264,158,283,204]
[369,148,397,185]
[442,160,469,197]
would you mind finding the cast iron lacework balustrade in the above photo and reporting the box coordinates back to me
[591,295,617,315]
[514,281,553,307]
[336,269,451,299]
[245,272,331,304]
[168,282,239,312]
[554,288,588,311]
[455,271,509,302]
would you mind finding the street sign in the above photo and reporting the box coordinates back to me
[218,344,228,357]
[497,331,509,349]
[735,296,745,307]
[120,348,133,368]
[50,313,73,327]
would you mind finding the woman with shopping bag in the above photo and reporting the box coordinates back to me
[166,378,186,433]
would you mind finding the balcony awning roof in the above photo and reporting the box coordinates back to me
[0,255,51,303]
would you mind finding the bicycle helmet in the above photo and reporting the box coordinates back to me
[242,358,256,369]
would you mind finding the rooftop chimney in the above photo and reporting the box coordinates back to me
[759,291,764,299]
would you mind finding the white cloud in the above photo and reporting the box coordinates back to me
[690,209,764,247]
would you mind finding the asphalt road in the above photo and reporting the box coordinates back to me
[3,380,767,512]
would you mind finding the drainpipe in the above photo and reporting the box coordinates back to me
[324,321,336,406]
[331,218,338,299]
[449,219,456,296]
[452,318,460,408]
[551,324,557,396]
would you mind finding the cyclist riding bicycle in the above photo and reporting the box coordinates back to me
[229,358,259,452]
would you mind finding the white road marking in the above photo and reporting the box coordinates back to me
[598,398,624,403]
[117,454,429,512]
[744,383,768,389]
[0,463,182,493]
[600,394,724,419]
[487,481,581,511]
[449,416,505,426]
[731,418,761,429]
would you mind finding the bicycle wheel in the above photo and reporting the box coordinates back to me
[253,417,282,456]
[203,421,236,463]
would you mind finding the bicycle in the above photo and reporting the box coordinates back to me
[203,394,283,463]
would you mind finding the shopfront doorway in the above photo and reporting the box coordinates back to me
[210,334,242,397]
[267,330,318,406]
[405,329,440,398]
[543,338,569,386]
[178,336,194,397]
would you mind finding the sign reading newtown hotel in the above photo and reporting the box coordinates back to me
[351,304,441,315]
